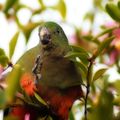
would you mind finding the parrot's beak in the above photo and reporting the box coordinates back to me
[39,27,51,45]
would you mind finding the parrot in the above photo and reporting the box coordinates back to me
[10,22,83,120]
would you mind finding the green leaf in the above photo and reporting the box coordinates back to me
[4,0,18,13]
[84,12,94,23]
[92,27,117,42]
[118,1,120,9]
[22,22,41,44]
[70,45,89,56]
[0,90,6,108]
[57,0,66,19]
[65,52,89,65]
[0,48,5,56]
[34,92,47,106]
[88,90,113,120]
[93,68,107,81]
[69,111,75,120]
[93,36,114,58]
[5,64,23,102]
[75,61,87,78]
[52,0,66,19]
[113,80,120,95]
[9,32,19,59]
[106,3,120,22]
[38,0,45,9]
[0,55,9,67]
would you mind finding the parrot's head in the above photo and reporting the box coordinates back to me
[38,22,70,55]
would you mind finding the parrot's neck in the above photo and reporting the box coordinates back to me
[41,46,69,57]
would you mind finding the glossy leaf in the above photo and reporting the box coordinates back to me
[4,0,18,13]
[9,32,19,59]
[34,92,47,106]
[106,3,120,22]
[5,64,23,102]
[93,68,107,81]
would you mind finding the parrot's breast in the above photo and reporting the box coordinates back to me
[39,56,82,89]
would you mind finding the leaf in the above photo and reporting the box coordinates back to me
[57,0,66,19]
[93,36,114,58]
[34,92,47,106]
[69,111,75,120]
[5,64,23,103]
[70,45,89,56]
[22,22,41,44]
[0,48,5,56]
[75,61,87,78]
[93,68,107,81]
[52,0,66,19]
[65,52,89,65]
[105,3,120,22]
[38,0,45,9]
[0,91,6,108]
[113,80,120,95]
[0,55,9,67]
[9,32,19,59]
[84,12,94,23]
[88,90,113,120]
[118,1,120,9]
[4,0,18,13]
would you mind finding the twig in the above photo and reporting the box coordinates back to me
[84,58,94,120]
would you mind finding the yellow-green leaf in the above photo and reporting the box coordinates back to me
[65,52,89,65]
[9,32,19,59]
[118,1,120,9]
[22,22,41,44]
[0,55,9,67]
[34,92,47,106]
[52,0,66,19]
[0,91,6,108]
[0,48,5,56]
[4,0,18,13]
[5,64,23,103]
[93,68,107,81]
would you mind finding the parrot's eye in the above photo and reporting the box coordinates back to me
[39,27,51,45]
[56,30,60,34]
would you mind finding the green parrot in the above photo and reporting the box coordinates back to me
[11,22,83,120]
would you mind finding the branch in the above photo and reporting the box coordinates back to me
[84,57,94,120]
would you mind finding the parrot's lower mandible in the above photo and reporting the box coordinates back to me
[12,22,83,120]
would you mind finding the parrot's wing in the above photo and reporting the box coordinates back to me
[16,45,40,74]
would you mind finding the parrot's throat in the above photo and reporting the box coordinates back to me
[42,44,67,57]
